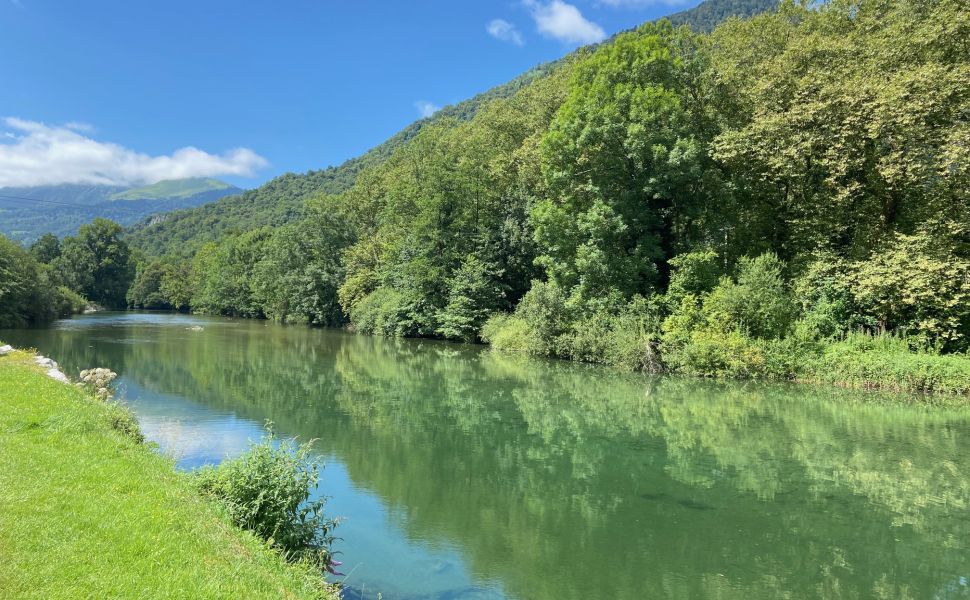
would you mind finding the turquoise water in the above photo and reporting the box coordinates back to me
[4,312,970,599]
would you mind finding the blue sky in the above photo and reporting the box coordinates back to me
[0,0,700,188]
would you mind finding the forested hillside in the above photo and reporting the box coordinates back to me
[0,178,239,244]
[115,0,970,392]
[125,0,778,258]
[667,0,778,31]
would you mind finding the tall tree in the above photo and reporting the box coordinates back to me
[54,218,134,309]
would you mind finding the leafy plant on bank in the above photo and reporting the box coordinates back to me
[194,430,340,574]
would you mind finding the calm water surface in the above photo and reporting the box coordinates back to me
[4,312,970,599]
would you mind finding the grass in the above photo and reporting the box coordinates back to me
[0,349,338,600]
[803,333,970,395]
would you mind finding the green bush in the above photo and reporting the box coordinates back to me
[662,328,768,378]
[791,256,863,341]
[557,296,664,371]
[703,253,793,339]
[350,287,425,337]
[513,281,572,355]
[195,432,338,572]
[805,333,970,395]
[52,286,88,317]
[481,313,539,354]
[104,402,144,443]
[665,250,720,308]
[849,229,970,352]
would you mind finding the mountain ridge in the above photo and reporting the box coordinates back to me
[0,178,242,243]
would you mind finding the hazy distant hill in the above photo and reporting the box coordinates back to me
[0,178,241,244]
[127,0,779,257]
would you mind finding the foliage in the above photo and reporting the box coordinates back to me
[0,234,86,326]
[190,229,270,318]
[48,285,88,318]
[849,227,970,352]
[702,253,793,339]
[52,218,135,309]
[437,255,506,342]
[160,261,193,310]
[251,202,352,326]
[29,233,61,263]
[533,23,712,305]
[664,250,721,307]
[806,333,970,395]
[127,261,172,309]
[195,431,338,572]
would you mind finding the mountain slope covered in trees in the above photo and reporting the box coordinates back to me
[126,0,780,258]
[0,178,240,244]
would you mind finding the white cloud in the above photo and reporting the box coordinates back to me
[487,18,525,46]
[64,121,95,133]
[414,100,441,119]
[0,117,267,187]
[524,0,606,45]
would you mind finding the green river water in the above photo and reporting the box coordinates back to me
[3,312,970,599]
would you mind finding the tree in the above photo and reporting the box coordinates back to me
[437,255,506,341]
[160,261,193,311]
[53,218,134,309]
[127,261,171,309]
[0,236,41,327]
[850,227,970,351]
[29,233,61,264]
[252,202,352,325]
[533,23,715,307]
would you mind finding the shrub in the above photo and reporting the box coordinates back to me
[662,328,768,378]
[558,296,664,371]
[104,403,144,443]
[52,286,88,317]
[481,313,539,354]
[665,250,720,307]
[806,332,970,394]
[849,229,970,352]
[513,281,572,355]
[194,431,338,572]
[351,287,423,337]
[703,253,793,339]
[791,256,863,341]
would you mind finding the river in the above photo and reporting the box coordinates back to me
[3,312,970,599]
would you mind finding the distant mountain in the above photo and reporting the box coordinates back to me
[0,178,242,244]
[110,178,236,201]
[127,0,780,257]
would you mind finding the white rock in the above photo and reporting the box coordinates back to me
[0,344,12,356]
[35,357,57,369]
[46,368,70,384]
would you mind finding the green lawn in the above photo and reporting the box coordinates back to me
[0,350,338,600]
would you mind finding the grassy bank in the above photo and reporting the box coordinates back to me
[483,307,970,397]
[0,349,338,599]
[802,335,970,396]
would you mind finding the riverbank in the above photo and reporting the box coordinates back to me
[0,347,338,599]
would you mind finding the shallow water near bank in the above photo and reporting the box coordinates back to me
[4,311,970,599]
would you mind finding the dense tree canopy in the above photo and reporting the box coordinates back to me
[53,218,135,309]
